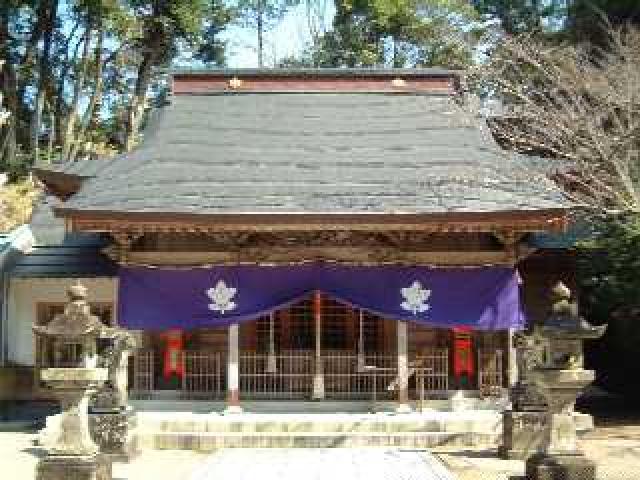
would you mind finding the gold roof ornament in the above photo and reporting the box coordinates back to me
[228,76,244,89]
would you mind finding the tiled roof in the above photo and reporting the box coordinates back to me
[9,197,117,277]
[55,92,571,215]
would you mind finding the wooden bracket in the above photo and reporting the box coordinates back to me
[492,230,526,264]
[108,233,143,263]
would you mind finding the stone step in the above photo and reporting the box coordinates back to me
[135,412,502,435]
[136,430,502,450]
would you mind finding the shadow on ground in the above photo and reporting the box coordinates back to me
[21,446,46,459]
[576,389,640,426]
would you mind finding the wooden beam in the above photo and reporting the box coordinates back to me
[119,249,516,266]
[62,209,569,235]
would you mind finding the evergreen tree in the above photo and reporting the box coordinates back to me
[568,0,640,44]
[307,0,482,68]
[472,0,567,35]
[578,216,640,396]
[0,0,233,172]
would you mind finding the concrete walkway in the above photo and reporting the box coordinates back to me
[190,448,456,480]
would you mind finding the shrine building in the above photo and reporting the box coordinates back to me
[1,69,577,435]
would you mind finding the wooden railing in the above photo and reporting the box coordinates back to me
[413,348,449,399]
[129,347,503,401]
[183,351,226,399]
[323,352,397,400]
[239,351,313,399]
[130,349,154,399]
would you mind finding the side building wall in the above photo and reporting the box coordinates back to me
[7,277,117,366]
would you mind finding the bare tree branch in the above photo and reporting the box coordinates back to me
[470,28,640,215]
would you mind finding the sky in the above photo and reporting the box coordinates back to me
[219,2,336,68]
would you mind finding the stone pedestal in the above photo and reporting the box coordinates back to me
[526,453,596,480]
[89,409,138,461]
[500,410,547,459]
[524,369,598,480]
[40,368,108,455]
[36,453,111,480]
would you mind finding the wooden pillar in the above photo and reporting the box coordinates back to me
[312,291,325,400]
[507,328,518,388]
[396,320,411,412]
[266,313,277,373]
[225,323,242,413]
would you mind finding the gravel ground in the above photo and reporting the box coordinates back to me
[0,432,209,480]
[1,423,640,480]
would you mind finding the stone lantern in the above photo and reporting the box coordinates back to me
[525,282,607,480]
[33,283,111,480]
[499,330,549,459]
[89,327,138,460]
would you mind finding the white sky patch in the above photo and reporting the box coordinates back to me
[221,2,335,68]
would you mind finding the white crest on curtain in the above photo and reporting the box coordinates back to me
[400,280,431,315]
[206,280,237,314]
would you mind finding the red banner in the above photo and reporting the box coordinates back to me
[452,327,474,380]
[161,329,185,378]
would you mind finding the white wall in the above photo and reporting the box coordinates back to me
[7,277,117,366]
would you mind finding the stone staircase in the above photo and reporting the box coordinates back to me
[133,411,504,450]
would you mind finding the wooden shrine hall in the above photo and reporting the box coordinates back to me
[24,68,575,413]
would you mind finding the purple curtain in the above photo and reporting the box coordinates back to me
[117,264,524,331]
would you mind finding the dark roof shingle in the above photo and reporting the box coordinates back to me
[59,92,571,215]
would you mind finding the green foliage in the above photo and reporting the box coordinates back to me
[577,215,640,395]
[472,0,567,34]
[568,0,640,44]
[578,216,640,321]
[306,0,482,67]
[0,0,233,172]
[195,0,235,65]
[234,0,298,29]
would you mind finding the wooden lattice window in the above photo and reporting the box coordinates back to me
[361,311,382,353]
[288,299,314,350]
[247,297,388,353]
[322,298,348,350]
[255,315,281,353]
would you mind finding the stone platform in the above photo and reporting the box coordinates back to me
[40,400,594,452]
[134,406,503,451]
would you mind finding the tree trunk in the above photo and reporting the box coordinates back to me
[47,105,55,164]
[125,52,153,152]
[0,3,19,169]
[257,0,264,68]
[16,1,49,126]
[54,20,80,147]
[70,25,104,161]
[61,25,93,161]
[31,0,58,166]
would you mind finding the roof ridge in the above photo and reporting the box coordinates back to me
[168,67,461,77]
